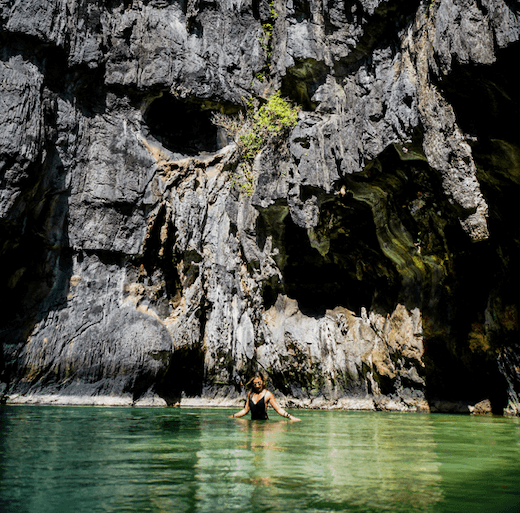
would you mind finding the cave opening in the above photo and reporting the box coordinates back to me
[442,40,520,323]
[439,41,520,147]
[422,231,514,413]
[144,94,220,155]
[281,58,329,111]
[279,197,398,317]
[154,346,205,406]
[423,337,509,414]
[426,41,520,412]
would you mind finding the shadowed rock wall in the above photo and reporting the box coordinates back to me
[0,0,519,414]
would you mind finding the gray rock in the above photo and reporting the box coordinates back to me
[1,0,520,415]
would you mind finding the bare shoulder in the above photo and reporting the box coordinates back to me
[264,390,275,401]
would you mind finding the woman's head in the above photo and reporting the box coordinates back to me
[250,371,265,392]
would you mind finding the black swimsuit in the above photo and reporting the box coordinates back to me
[249,394,268,420]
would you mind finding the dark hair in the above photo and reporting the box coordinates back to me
[246,371,265,388]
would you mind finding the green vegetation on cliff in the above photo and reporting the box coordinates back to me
[212,92,299,194]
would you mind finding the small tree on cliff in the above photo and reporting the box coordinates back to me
[212,92,299,195]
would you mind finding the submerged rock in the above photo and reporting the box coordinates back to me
[0,0,519,414]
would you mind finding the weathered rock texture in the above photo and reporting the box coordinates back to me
[1,0,519,414]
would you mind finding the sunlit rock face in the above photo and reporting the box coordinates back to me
[0,0,519,414]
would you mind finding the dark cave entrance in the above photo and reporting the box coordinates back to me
[271,196,399,317]
[422,41,520,413]
[422,228,512,413]
[144,94,220,155]
[439,41,520,149]
[154,346,205,406]
[281,58,329,111]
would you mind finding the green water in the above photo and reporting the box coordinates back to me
[1,406,519,513]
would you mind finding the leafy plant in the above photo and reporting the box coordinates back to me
[212,92,299,195]
[259,0,278,59]
[260,23,273,56]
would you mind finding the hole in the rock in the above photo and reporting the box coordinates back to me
[187,17,203,36]
[281,58,329,111]
[154,346,205,406]
[426,43,520,412]
[294,0,311,22]
[262,280,279,310]
[282,199,392,316]
[439,41,520,145]
[145,95,219,155]
[423,332,509,413]
[252,0,260,19]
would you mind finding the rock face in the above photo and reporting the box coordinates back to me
[1,0,519,414]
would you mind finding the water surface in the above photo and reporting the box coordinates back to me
[1,406,519,512]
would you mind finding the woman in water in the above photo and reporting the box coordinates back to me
[231,372,301,421]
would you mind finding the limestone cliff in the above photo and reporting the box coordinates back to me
[1,0,519,414]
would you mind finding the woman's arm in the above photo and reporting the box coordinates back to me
[230,392,251,418]
[266,391,301,421]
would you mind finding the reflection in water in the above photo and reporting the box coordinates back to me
[1,407,520,513]
[194,413,443,512]
[194,420,294,512]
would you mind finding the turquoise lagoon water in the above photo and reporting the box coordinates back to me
[0,406,519,513]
